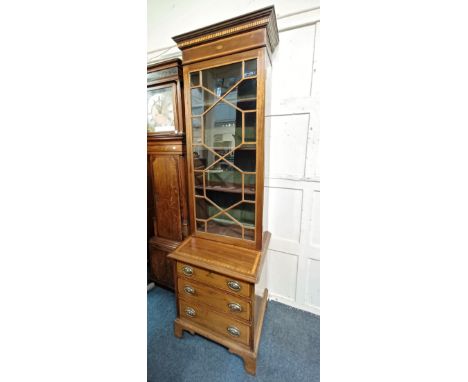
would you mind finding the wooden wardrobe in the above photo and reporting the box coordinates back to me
[147,59,190,290]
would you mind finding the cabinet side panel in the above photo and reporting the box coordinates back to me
[254,48,267,249]
[182,65,197,236]
[178,155,190,238]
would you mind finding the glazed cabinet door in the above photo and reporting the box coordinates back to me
[185,50,266,249]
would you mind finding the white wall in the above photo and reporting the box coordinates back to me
[148,0,320,315]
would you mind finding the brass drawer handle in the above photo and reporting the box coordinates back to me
[227,280,241,292]
[227,302,242,313]
[184,285,195,295]
[182,266,193,277]
[185,307,196,317]
[227,326,240,337]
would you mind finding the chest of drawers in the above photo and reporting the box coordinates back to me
[168,233,270,375]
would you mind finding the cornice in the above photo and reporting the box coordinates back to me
[172,6,279,53]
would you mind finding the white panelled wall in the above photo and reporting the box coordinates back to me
[148,0,320,315]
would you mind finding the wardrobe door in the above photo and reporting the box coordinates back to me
[151,154,183,242]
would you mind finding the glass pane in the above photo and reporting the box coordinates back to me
[190,72,200,87]
[227,203,255,227]
[196,220,205,232]
[244,174,256,201]
[207,214,242,239]
[205,163,242,190]
[193,146,221,170]
[194,172,204,195]
[244,60,257,77]
[147,86,176,133]
[206,189,242,210]
[245,112,256,142]
[244,193,255,201]
[203,102,242,150]
[192,117,202,145]
[213,146,233,159]
[195,197,221,220]
[224,144,255,172]
[191,88,217,116]
[244,228,255,241]
[225,79,257,111]
[202,62,242,97]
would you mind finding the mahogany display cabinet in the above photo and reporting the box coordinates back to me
[167,6,279,375]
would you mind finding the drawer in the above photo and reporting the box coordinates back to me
[177,277,251,322]
[179,299,251,347]
[177,262,251,298]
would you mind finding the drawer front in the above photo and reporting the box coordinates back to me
[179,299,250,347]
[178,277,251,322]
[177,262,251,298]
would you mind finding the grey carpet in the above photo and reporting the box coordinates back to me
[147,287,320,382]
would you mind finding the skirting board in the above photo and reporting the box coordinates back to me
[268,293,320,316]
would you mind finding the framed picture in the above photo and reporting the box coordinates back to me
[147,84,176,133]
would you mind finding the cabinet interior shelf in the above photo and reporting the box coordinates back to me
[192,97,257,108]
[195,185,255,195]
[193,146,256,151]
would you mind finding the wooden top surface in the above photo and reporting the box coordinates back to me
[168,232,271,283]
[172,6,279,53]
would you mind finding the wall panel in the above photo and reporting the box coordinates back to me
[271,25,316,111]
[266,114,310,180]
[265,183,303,255]
[306,258,320,308]
[267,249,298,302]
[305,22,320,180]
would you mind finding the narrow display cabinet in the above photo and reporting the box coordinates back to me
[147,59,190,290]
[167,6,278,375]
